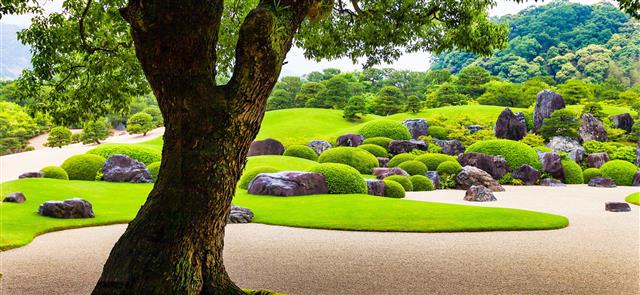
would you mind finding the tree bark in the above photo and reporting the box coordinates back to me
[93,0,316,294]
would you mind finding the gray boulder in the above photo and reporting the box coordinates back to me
[373,167,410,179]
[403,119,429,139]
[388,140,428,155]
[18,171,44,179]
[102,154,153,183]
[588,177,616,188]
[464,185,497,202]
[540,178,565,187]
[636,140,639,167]
[605,202,631,212]
[466,125,483,134]
[247,172,328,196]
[458,152,509,180]
[609,113,634,132]
[247,138,285,156]
[366,179,386,196]
[456,166,505,192]
[3,192,26,203]
[377,157,389,168]
[514,112,528,131]
[336,134,364,147]
[308,140,332,155]
[426,171,440,189]
[586,152,609,169]
[579,113,607,142]
[540,152,565,181]
[228,205,254,223]
[511,165,541,185]
[495,107,527,141]
[533,89,565,132]
[632,171,640,186]
[38,198,95,218]
[433,139,465,156]
[547,136,586,163]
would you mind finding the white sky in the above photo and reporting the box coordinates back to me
[0,0,614,76]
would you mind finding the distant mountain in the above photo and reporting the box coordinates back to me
[0,23,30,80]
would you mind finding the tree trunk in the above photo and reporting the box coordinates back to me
[93,0,315,294]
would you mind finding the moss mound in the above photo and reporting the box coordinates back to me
[283,145,318,161]
[384,175,413,191]
[147,161,161,182]
[310,163,368,194]
[409,175,434,191]
[387,153,417,167]
[561,160,584,184]
[466,139,541,170]
[239,166,280,189]
[398,160,428,176]
[382,179,406,198]
[582,168,602,184]
[358,120,411,140]
[358,144,388,158]
[40,166,69,180]
[362,137,392,149]
[600,160,638,186]
[318,147,379,174]
[415,153,458,170]
[61,154,106,181]
[436,161,462,176]
[87,144,161,165]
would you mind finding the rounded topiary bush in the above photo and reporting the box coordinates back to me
[466,139,542,170]
[582,168,602,184]
[409,175,434,191]
[318,147,379,174]
[384,175,413,191]
[398,160,427,176]
[239,166,280,189]
[383,179,406,198]
[310,163,368,194]
[362,137,392,149]
[60,154,106,181]
[415,153,458,170]
[387,153,417,167]
[147,161,161,182]
[561,160,583,184]
[358,120,411,140]
[358,144,388,158]
[436,161,462,176]
[429,126,448,139]
[40,166,69,180]
[283,145,318,161]
[87,144,161,165]
[600,160,639,186]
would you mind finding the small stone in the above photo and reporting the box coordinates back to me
[366,179,386,196]
[631,171,639,187]
[609,113,634,133]
[18,171,44,179]
[579,113,607,142]
[373,167,410,179]
[586,152,609,169]
[587,177,616,188]
[403,119,429,139]
[3,192,26,203]
[377,157,389,168]
[38,198,95,218]
[539,178,565,187]
[458,152,509,180]
[308,140,332,155]
[514,112,528,131]
[464,185,497,202]
[227,205,254,223]
[432,139,465,156]
[247,138,285,156]
[466,125,483,134]
[511,165,541,185]
[540,152,565,181]
[547,136,585,164]
[425,171,440,189]
[102,154,153,183]
[605,202,631,212]
[336,134,365,147]
[247,172,328,196]
[456,166,505,192]
[387,140,428,155]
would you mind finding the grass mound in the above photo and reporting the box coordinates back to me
[625,192,640,205]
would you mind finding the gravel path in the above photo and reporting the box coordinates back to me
[1,185,638,294]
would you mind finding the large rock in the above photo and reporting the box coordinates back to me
[586,152,609,169]
[102,154,153,183]
[457,152,509,180]
[247,172,328,196]
[403,119,429,139]
[373,167,410,179]
[588,177,616,188]
[605,202,631,212]
[18,171,44,179]
[336,134,364,147]
[456,166,505,192]
[547,136,586,163]
[636,140,640,167]
[632,171,640,186]
[227,205,254,223]
[464,185,497,202]
[308,140,332,155]
[247,138,285,156]
[514,112,528,131]
[366,179,386,196]
[3,192,26,203]
[38,198,95,219]
[433,139,465,156]
[377,157,389,168]
[511,165,541,185]
[609,113,634,133]
[426,171,440,189]
[388,140,428,155]
[533,89,565,132]
[466,125,483,134]
[540,178,565,187]
[495,108,527,140]
[540,152,565,181]
[579,113,607,142]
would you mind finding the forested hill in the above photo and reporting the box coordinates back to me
[432,1,639,86]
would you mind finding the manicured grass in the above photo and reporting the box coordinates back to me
[625,192,640,205]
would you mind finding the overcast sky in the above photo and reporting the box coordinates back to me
[1,0,612,76]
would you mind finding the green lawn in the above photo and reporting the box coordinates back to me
[626,192,640,205]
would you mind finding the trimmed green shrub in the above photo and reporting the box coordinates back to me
[147,161,161,182]
[44,126,72,148]
[429,126,448,139]
[415,153,458,170]
[384,175,413,192]
[409,175,434,191]
[239,166,280,189]
[127,112,155,135]
[387,153,417,167]
[436,161,462,176]
[561,160,583,184]
[358,120,411,140]
[283,145,318,161]
[87,144,161,165]
[582,168,602,184]
[40,166,69,180]
[317,147,379,174]
[310,163,368,194]
[466,139,542,170]
[398,160,427,176]
[362,137,392,149]
[600,160,639,186]
[61,154,106,181]
[383,179,406,198]
[540,109,580,140]
[520,133,544,147]
[358,144,388,158]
